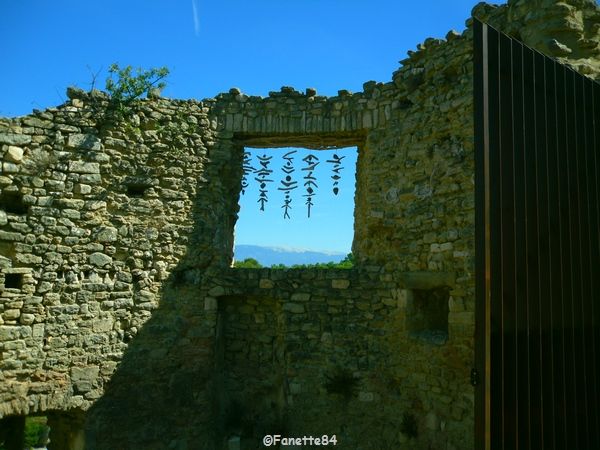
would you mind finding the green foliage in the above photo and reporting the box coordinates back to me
[271,253,354,269]
[233,253,354,269]
[234,258,263,268]
[24,418,48,447]
[105,63,169,104]
[101,63,169,124]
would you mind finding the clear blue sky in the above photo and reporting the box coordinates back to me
[1,0,489,255]
[236,147,357,253]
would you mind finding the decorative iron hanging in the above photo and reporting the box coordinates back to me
[302,153,319,218]
[277,150,298,219]
[241,151,256,195]
[326,153,345,195]
[254,154,273,211]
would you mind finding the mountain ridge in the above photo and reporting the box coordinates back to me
[234,244,347,266]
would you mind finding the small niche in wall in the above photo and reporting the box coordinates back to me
[407,287,449,345]
[4,273,23,289]
[126,183,149,198]
[0,191,27,214]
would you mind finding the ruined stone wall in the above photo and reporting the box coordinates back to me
[1,0,600,449]
[0,91,216,415]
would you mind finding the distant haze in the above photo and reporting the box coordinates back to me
[234,245,347,266]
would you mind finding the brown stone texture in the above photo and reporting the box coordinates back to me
[1,1,599,448]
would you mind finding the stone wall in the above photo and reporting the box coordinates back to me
[207,268,469,449]
[0,91,213,415]
[1,0,600,448]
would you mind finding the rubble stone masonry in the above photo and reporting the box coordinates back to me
[1,1,599,448]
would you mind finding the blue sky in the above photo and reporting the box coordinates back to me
[236,147,357,253]
[1,0,488,255]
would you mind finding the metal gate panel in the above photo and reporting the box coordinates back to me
[474,19,600,449]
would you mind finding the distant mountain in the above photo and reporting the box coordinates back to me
[234,244,347,267]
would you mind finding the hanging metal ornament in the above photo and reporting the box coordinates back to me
[254,154,273,211]
[326,153,345,195]
[277,150,298,219]
[241,151,256,195]
[302,153,319,218]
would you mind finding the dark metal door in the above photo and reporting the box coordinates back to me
[474,19,600,450]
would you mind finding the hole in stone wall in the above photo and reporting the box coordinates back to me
[125,183,149,198]
[407,287,449,345]
[5,273,23,289]
[0,191,27,214]
[234,146,357,268]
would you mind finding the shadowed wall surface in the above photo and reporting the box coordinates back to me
[1,1,600,448]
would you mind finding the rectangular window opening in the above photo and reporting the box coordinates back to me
[126,183,149,198]
[407,287,449,345]
[5,273,24,289]
[233,146,357,269]
[0,191,27,215]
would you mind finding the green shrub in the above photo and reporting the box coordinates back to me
[233,258,263,268]
[102,63,169,123]
[105,63,169,104]
[270,253,354,269]
[24,417,49,448]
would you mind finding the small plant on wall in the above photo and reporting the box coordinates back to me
[105,63,169,104]
[104,63,169,122]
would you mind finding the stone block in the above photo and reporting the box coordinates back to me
[397,289,413,308]
[449,311,474,325]
[259,278,274,289]
[358,391,374,402]
[290,292,310,301]
[204,297,217,311]
[74,183,92,194]
[283,303,305,314]
[80,174,102,184]
[89,252,112,267]
[32,323,44,338]
[332,279,350,289]
[69,161,100,174]
[19,313,35,325]
[398,271,455,289]
[208,285,225,297]
[0,230,25,242]
[3,309,20,320]
[0,133,31,145]
[95,226,118,243]
[71,365,100,393]
[23,117,53,129]
[92,319,113,332]
[2,162,19,173]
[5,146,24,163]
[67,134,101,151]
[448,296,465,312]
[15,253,43,264]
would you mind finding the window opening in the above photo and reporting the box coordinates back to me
[0,191,27,214]
[5,273,23,289]
[126,183,149,198]
[234,146,357,267]
[407,287,449,345]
